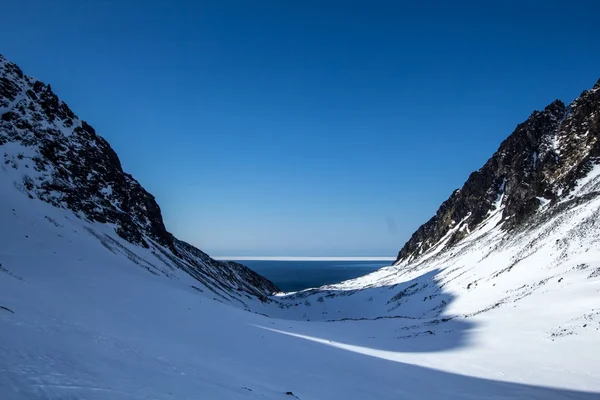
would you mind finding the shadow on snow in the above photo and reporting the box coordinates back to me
[262,269,476,353]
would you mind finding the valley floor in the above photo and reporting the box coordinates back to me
[1,258,599,400]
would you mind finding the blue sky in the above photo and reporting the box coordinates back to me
[1,1,599,256]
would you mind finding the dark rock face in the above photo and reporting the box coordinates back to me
[396,81,600,265]
[0,54,170,249]
[0,53,279,298]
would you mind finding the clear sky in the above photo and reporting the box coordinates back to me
[1,1,599,256]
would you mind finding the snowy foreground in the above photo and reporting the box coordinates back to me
[2,173,600,399]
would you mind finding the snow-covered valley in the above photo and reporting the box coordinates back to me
[2,174,599,399]
[1,53,600,399]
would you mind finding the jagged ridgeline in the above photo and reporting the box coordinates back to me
[396,80,600,265]
[0,53,278,300]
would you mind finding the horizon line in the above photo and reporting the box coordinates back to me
[212,256,397,262]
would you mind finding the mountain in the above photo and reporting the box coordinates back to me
[1,53,599,399]
[395,82,600,264]
[0,53,278,304]
[265,79,600,396]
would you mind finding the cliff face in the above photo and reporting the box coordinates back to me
[0,53,279,299]
[396,80,600,264]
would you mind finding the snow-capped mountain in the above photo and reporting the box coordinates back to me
[262,79,600,396]
[271,80,600,316]
[1,53,599,399]
[395,83,600,264]
[0,53,278,304]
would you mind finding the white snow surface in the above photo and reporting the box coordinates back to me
[2,162,600,399]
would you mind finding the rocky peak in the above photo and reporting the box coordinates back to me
[395,80,600,265]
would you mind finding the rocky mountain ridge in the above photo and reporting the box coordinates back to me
[395,79,600,264]
[0,53,278,301]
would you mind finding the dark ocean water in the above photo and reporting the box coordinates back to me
[238,260,389,292]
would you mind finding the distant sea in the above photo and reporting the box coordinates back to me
[224,259,393,292]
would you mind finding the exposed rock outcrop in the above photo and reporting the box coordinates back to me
[396,79,600,264]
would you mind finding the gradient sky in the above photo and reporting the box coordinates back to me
[1,1,599,256]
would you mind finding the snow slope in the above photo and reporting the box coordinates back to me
[261,153,600,398]
[2,164,600,399]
